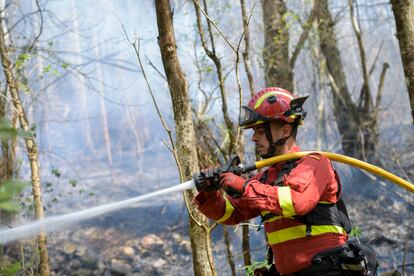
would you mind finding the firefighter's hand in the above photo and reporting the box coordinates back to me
[194,168,221,192]
[219,172,247,198]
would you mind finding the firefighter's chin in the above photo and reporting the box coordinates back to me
[255,146,266,157]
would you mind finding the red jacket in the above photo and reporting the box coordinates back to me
[195,147,348,274]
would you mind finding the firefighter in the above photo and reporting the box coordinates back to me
[195,87,377,275]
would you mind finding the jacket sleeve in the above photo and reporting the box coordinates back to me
[238,153,338,217]
[195,190,261,225]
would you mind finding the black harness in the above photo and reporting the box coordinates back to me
[258,158,352,234]
[256,159,378,276]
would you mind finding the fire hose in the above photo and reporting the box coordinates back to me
[193,151,414,194]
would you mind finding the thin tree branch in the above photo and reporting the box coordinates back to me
[28,0,44,52]
[290,0,320,68]
[349,0,372,112]
[240,0,255,97]
[193,0,237,53]
[368,40,384,77]
[374,62,389,118]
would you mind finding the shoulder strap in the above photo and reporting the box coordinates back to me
[274,159,299,186]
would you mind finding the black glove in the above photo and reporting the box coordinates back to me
[193,168,221,192]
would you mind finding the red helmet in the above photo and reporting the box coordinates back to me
[239,87,308,128]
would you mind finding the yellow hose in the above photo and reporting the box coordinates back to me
[254,151,414,194]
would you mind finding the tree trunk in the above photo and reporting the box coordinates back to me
[95,40,114,183]
[391,0,414,125]
[0,14,50,276]
[262,0,293,91]
[223,226,236,276]
[154,1,215,275]
[316,0,377,160]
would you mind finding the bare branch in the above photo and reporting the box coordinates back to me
[240,0,255,97]
[374,62,389,114]
[193,0,237,53]
[368,41,384,77]
[145,55,167,81]
[28,0,44,52]
[193,0,236,157]
[290,0,320,68]
[349,0,372,112]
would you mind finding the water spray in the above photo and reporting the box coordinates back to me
[1,151,413,244]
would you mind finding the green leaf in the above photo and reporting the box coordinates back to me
[0,118,31,140]
[51,167,61,178]
[0,127,19,140]
[69,179,77,187]
[0,201,21,212]
[61,63,69,70]
[0,180,27,202]
[349,226,362,237]
[0,261,22,275]
[43,64,51,73]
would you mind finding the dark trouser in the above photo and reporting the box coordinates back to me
[295,241,378,276]
[255,241,378,276]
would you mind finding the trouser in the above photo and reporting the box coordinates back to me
[254,241,378,276]
[296,240,378,276]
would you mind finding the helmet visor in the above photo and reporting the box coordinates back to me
[239,106,269,128]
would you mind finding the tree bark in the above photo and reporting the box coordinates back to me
[316,0,378,160]
[262,0,293,91]
[391,0,414,125]
[0,14,50,276]
[223,226,236,276]
[154,1,215,275]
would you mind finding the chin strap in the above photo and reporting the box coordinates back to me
[261,123,290,158]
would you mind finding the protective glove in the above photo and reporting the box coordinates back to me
[194,168,221,192]
[219,172,248,198]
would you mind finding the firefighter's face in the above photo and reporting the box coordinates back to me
[251,125,268,156]
[251,123,289,157]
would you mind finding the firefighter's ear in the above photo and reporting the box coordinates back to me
[282,124,292,138]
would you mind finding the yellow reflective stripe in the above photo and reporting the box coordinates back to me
[278,186,296,217]
[261,211,283,222]
[319,201,334,204]
[216,197,235,223]
[266,215,284,222]
[253,91,294,109]
[267,225,346,245]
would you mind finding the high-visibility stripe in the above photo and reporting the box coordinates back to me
[267,225,346,245]
[254,91,294,109]
[278,186,296,217]
[261,211,270,216]
[216,197,235,223]
[265,215,284,222]
[261,211,283,222]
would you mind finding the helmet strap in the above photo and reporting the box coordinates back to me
[262,122,290,158]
